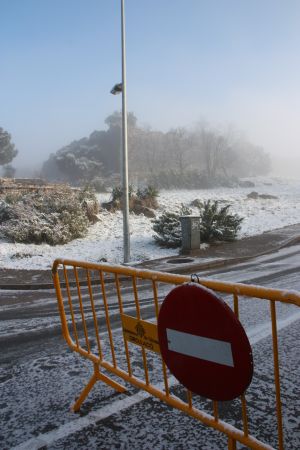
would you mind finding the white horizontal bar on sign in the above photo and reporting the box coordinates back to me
[166,328,234,367]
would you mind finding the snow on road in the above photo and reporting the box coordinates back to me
[2,315,300,450]
[1,176,300,270]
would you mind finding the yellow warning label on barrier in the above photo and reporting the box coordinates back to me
[121,314,160,353]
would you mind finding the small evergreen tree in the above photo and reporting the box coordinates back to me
[152,206,191,248]
[199,200,243,242]
[111,184,135,202]
[152,201,243,247]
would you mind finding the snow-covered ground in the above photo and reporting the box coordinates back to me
[1,176,300,270]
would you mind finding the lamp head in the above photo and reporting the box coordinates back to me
[110,83,123,95]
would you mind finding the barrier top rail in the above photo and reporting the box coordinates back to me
[52,258,300,306]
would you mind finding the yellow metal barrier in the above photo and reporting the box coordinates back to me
[52,258,300,450]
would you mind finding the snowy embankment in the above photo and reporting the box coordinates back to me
[0,177,300,270]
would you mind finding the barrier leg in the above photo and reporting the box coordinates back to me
[94,364,127,393]
[72,364,127,412]
[72,371,98,412]
[228,437,237,450]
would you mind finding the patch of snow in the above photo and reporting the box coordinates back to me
[1,177,300,270]
[200,243,210,250]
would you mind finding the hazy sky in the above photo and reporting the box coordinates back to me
[1,0,300,175]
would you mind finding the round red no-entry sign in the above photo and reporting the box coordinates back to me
[157,283,253,401]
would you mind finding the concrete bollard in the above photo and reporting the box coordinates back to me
[180,216,201,254]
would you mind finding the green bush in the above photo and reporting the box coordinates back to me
[199,200,243,242]
[136,185,159,209]
[0,187,99,245]
[111,185,135,203]
[152,206,191,248]
[152,201,243,248]
[137,185,159,200]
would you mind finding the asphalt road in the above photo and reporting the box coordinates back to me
[0,246,300,450]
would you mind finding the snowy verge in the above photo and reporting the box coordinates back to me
[0,177,300,270]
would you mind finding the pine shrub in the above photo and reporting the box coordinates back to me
[152,206,191,248]
[111,185,135,203]
[152,201,243,248]
[199,200,243,242]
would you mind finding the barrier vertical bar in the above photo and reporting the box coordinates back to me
[99,270,117,368]
[187,390,193,408]
[152,279,170,396]
[213,401,219,422]
[132,275,141,319]
[233,293,239,317]
[241,394,249,437]
[228,437,237,450]
[132,275,149,385]
[86,269,102,359]
[74,266,91,353]
[63,265,79,347]
[52,267,71,345]
[234,293,250,438]
[152,279,160,319]
[270,300,284,450]
[115,273,132,376]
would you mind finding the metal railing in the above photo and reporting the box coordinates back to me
[52,258,300,450]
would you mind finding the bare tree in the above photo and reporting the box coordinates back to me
[164,127,192,175]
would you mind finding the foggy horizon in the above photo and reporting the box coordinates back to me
[2,1,300,178]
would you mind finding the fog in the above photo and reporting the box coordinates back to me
[2,1,300,180]
[9,85,300,180]
[228,89,300,178]
[10,105,300,180]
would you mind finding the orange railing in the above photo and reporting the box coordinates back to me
[52,258,300,450]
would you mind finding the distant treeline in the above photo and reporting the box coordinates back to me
[42,112,271,189]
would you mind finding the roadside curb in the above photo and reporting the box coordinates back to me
[1,235,299,291]
[157,235,300,276]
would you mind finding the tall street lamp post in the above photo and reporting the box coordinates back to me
[111,0,130,263]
